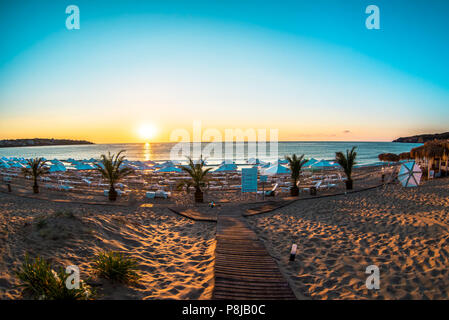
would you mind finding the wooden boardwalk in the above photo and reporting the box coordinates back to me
[167,207,218,222]
[213,209,296,300]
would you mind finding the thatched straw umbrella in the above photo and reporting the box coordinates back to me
[410,145,425,160]
[411,140,447,177]
[399,152,411,160]
[437,140,449,175]
[378,153,400,162]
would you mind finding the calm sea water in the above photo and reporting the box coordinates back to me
[0,142,421,166]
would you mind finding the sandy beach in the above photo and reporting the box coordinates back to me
[246,177,449,299]
[1,162,449,300]
[0,193,216,300]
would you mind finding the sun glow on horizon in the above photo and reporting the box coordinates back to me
[138,124,158,141]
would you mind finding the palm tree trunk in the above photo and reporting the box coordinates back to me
[109,184,117,201]
[33,177,39,194]
[194,187,203,203]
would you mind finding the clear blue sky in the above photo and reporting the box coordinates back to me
[1,0,448,142]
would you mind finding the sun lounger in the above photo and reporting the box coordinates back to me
[302,181,322,193]
[257,183,278,197]
[146,191,156,199]
[155,190,171,199]
[59,185,74,191]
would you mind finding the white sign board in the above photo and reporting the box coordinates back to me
[241,167,258,192]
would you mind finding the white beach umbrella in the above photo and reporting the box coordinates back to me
[398,161,422,187]
[248,158,265,165]
[263,163,290,175]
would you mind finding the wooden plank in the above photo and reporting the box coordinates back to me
[213,212,296,300]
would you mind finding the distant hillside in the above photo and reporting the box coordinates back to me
[0,138,94,148]
[393,132,449,143]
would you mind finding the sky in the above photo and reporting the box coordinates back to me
[0,0,448,143]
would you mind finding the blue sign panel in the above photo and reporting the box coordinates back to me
[242,167,258,192]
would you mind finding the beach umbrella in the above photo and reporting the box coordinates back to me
[399,152,412,160]
[159,160,177,168]
[248,158,265,165]
[378,153,400,162]
[221,159,235,165]
[214,163,237,172]
[260,162,271,168]
[411,140,448,177]
[49,164,67,172]
[75,163,95,170]
[0,161,10,169]
[310,160,337,170]
[303,158,318,167]
[155,166,182,173]
[277,158,289,165]
[94,162,105,169]
[192,159,207,165]
[9,162,25,168]
[398,161,422,187]
[263,163,290,175]
[50,159,64,165]
[135,162,153,170]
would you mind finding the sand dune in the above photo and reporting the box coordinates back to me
[0,194,216,300]
[247,177,449,299]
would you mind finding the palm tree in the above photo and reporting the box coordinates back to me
[22,158,49,194]
[335,146,357,190]
[179,156,212,203]
[285,154,307,196]
[94,150,134,201]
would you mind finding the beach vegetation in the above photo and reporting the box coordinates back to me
[335,147,357,190]
[16,254,92,300]
[92,251,139,283]
[178,156,212,203]
[21,157,48,194]
[285,154,307,196]
[94,150,134,201]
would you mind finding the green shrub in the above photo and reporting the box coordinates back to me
[16,254,92,300]
[92,251,139,283]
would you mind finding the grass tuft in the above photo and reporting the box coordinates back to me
[92,251,139,283]
[16,254,92,300]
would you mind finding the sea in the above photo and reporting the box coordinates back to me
[0,142,421,166]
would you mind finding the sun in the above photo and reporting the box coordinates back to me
[138,124,157,141]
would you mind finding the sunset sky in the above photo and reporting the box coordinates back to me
[1,0,448,143]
